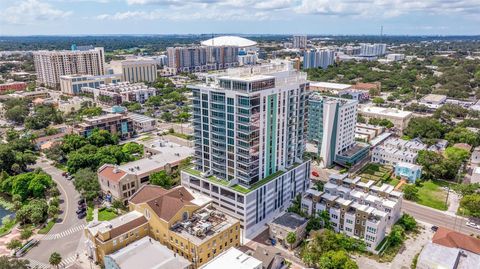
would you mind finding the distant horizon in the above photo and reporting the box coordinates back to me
[1,34,480,38]
[1,0,479,36]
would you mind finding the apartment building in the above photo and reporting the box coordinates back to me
[303,49,335,69]
[359,105,412,132]
[59,74,122,95]
[394,162,422,183]
[372,137,427,166]
[167,46,239,73]
[33,47,105,89]
[121,59,158,83]
[85,211,150,264]
[307,94,369,167]
[98,141,193,203]
[81,82,156,105]
[76,114,134,139]
[293,35,307,49]
[359,43,387,57]
[181,62,310,238]
[129,186,241,268]
[301,173,403,251]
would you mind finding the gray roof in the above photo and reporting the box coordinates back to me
[105,236,191,269]
[271,212,307,230]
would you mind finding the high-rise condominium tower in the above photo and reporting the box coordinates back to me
[181,61,311,237]
[303,49,335,69]
[33,47,105,89]
[293,35,307,49]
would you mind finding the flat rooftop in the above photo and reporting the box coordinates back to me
[106,236,191,269]
[200,247,262,269]
[128,113,156,123]
[420,94,447,103]
[86,211,146,237]
[119,141,193,175]
[309,81,351,90]
[171,207,239,245]
[360,106,412,119]
[271,212,307,230]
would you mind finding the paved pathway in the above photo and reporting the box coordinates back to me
[27,254,78,269]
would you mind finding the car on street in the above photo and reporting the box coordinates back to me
[431,225,439,232]
[77,211,86,219]
[466,221,480,230]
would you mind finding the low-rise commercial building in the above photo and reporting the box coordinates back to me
[127,113,156,133]
[104,236,192,269]
[371,137,427,166]
[385,54,405,62]
[359,106,412,132]
[301,173,402,251]
[419,94,447,109]
[199,247,262,269]
[355,123,384,142]
[97,141,193,203]
[309,82,351,93]
[0,81,27,92]
[268,212,307,249]
[59,74,122,95]
[76,114,134,139]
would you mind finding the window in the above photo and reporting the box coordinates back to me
[113,239,117,246]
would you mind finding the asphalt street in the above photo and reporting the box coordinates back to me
[402,200,480,236]
[24,157,85,265]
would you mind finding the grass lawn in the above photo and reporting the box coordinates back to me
[139,135,153,141]
[0,219,16,237]
[385,177,400,187]
[98,208,118,221]
[38,220,55,234]
[86,207,94,222]
[170,132,193,140]
[416,180,449,211]
[358,163,392,183]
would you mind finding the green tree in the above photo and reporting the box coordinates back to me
[6,239,22,250]
[286,232,296,249]
[397,214,417,232]
[403,185,419,201]
[0,256,30,269]
[5,105,29,124]
[445,127,480,147]
[122,142,143,156]
[460,194,480,218]
[48,205,59,218]
[445,147,470,163]
[317,250,358,269]
[161,112,173,122]
[389,225,405,246]
[49,252,62,269]
[20,228,33,240]
[150,171,176,189]
[73,168,100,202]
[404,117,448,142]
[372,97,385,105]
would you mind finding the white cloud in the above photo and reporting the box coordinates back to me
[1,0,72,25]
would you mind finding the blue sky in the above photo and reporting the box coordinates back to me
[1,0,479,36]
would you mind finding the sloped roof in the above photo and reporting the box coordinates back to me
[130,185,196,222]
[432,227,480,254]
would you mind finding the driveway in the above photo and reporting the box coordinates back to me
[24,157,85,267]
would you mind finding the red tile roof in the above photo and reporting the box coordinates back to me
[432,227,480,255]
[130,185,196,222]
[98,165,126,183]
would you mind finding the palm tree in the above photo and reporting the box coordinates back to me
[49,252,62,269]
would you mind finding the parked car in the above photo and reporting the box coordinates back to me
[77,211,86,219]
[466,221,480,230]
[61,172,67,177]
[78,203,87,209]
[78,199,85,205]
[76,208,86,214]
[431,225,439,232]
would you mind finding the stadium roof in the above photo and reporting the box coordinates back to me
[201,36,257,48]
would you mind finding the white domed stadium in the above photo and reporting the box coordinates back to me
[201,35,257,48]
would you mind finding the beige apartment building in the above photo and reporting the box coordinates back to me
[121,59,157,83]
[33,47,106,89]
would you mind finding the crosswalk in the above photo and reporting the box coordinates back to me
[26,255,77,269]
[42,224,86,241]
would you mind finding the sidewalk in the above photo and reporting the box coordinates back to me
[0,226,20,256]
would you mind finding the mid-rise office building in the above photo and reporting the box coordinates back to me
[293,35,307,49]
[301,173,403,251]
[303,49,335,69]
[76,114,134,139]
[181,62,310,238]
[60,74,122,95]
[307,94,368,167]
[360,43,387,57]
[121,59,157,83]
[34,47,105,89]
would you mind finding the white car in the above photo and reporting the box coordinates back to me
[466,221,480,230]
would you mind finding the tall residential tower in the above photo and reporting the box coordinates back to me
[33,47,105,89]
[181,62,310,237]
